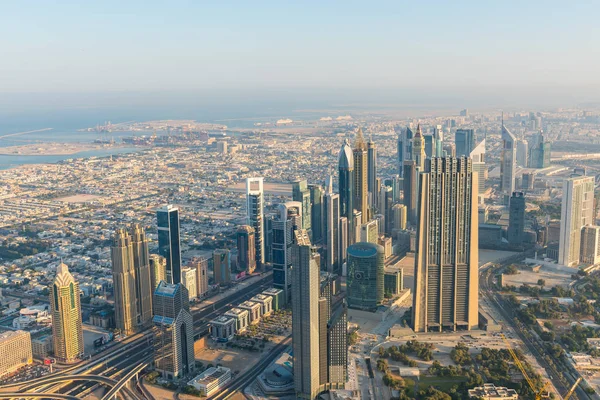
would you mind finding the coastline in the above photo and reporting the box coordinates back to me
[0,142,134,156]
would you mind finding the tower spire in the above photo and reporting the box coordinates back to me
[354,127,366,150]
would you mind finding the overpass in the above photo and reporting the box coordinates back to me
[101,358,151,400]
[0,394,79,400]
[19,374,118,392]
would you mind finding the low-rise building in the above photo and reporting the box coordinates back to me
[224,308,249,333]
[188,366,232,397]
[238,300,262,324]
[468,383,518,399]
[210,316,236,342]
[262,288,284,311]
[0,330,33,377]
[251,294,273,317]
[31,335,53,358]
[384,268,403,296]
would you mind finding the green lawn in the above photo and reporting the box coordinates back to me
[417,376,468,392]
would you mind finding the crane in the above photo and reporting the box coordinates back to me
[501,334,583,400]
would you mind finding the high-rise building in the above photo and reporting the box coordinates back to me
[433,125,444,157]
[367,137,377,210]
[325,301,347,388]
[581,225,600,266]
[392,204,407,231]
[213,249,231,285]
[157,205,182,284]
[324,179,340,274]
[403,161,418,226]
[236,225,256,274]
[470,139,487,195]
[397,126,414,177]
[181,267,198,299]
[50,262,84,363]
[129,224,153,328]
[360,220,379,244]
[191,258,209,298]
[246,177,265,269]
[353,128,369,222]
[501,118,517,194]
[378,185,393,234]
[291,230,322,399]
[559,175,595,266]
[338,140,354,240]
[293,180,312,235]
[153,282,195,380]
[346,242,384,311]
[273,202,303,301]
[455,129,475,157]
[529,133,551,168]
[149,254,167,290]
[516,139,528,167]
[0,331,32,378]
[412,157,479,332]
[507,192,526,245]
[308,184,324,244]
[111,228,137,335]
[339,216,348,267]
[424,134,434,158]
[413,125,426,171]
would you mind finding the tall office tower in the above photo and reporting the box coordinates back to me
[367,137,377,210]
[360,220,379,244]
[157,205,182,284]
[507,192,526,245]
[338,140,354,238]
[236,225,256,274]
[339,217,348,267]
[433,125,444,157]
[378,185,393,234]
[397,126,414,177]
[529,132,551,168]
[455,129,475,157]
[153,282,195,380]
[246,177,265,269]
[413,125,426,171]
[213,249,231,285]
[293,179,312,235]
[470,139,487,195]
[129,224,153,328]
[501,118,517,194]
[412,157,479,332]
[111,228,137,335]
[326,301,348,388]
[392,204,407,231]
[516,139,529,167]
[352,211,363,245]
[346,242,384,311]
[264,214,275,264]
[149,254,167,290]
[273,202,303,301]
[180,267,198,299]
[291,230,322,400]
[384,175,402,203]
[324,179,340,274]
[191,258,209,298]
[580,225,600,265]
[50,262,84,363]
[308,184,324,244]
[559,175,595,266]
[353,128,369,222]
[424,134,434,158]
[403,161,418,226]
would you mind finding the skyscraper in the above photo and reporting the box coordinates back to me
[111,228,137,335]
[308,184,324,244]
[413,125,426,171]
[559,175,595,266]
[291,230,322,400]
[246,177,265,269]
[529,132,551,168]
[213,249,231,285]
[346,242,384,311]
[339,216,348,267]
[153,282,195,379]
[403,161,418,226]
[412,157,479,332]
[501,118,517,194]
[338,140,354,239]
[360,220,379,244]
[353,128,369,222]
[149,254,167,290]
[378,185,393,234]
[181,267,198,299]
[236,225,256,274]
[50,262,84,363]
[392,203,407,231]
[324,178,340,274]
[157,205,182,284]
[470,139,487,195]
[397,126,413,177]
[580,225,600,266]
[507,192,526,245]
[293,180,312,235]
[129,224,153,328]
[516,139,528,167]
[273,202,303,301]
[455,128,475,157]
[433,125,444,157]
[367,137,377,210]
[191,258,209,298]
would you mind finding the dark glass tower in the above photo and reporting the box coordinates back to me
[308,184,324,244]
[157,205,181,285]
[338,140,354,243]
[346,242,384,311]
[508,192,526,245]
[455,128,475,157]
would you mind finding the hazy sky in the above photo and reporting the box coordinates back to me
[1,1,599,95]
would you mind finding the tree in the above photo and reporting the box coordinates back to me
[505,265,519,275]
[537,278,546,287]
[377,358,388,372]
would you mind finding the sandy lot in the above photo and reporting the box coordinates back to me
[502,263,576,289]
[56,194,102,203]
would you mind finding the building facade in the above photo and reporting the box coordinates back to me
[236,225,256,274]
[157,205,182,284]
[213,249,231,285]
[353,128,369,222]
[0,331,32,378]
[559,175,595,266]
[500,121,517,194]
[346,242,384,311]
[111,228,137,335]
[247,177,265,269]
[507,192,526,245]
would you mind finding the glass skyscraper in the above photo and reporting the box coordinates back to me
[157,205,182,285]
[346,242,384,311]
